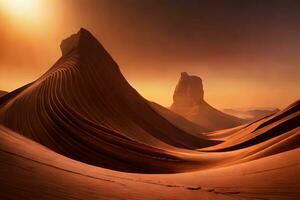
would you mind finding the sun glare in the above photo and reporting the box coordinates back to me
[0,0,42,22]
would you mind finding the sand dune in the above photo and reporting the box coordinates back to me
[150,101,209,134]
[0,90,7,97]
[0,29,299,199]
[203,100,299,154]
[0,28,218,173]
[1,125,299,200]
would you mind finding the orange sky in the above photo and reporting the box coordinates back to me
[0,0,299,109]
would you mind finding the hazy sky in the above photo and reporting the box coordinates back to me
[0,0,299,109]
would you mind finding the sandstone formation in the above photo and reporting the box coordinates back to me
[171,72,245,130]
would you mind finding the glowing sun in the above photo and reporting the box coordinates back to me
[0,0,43,21]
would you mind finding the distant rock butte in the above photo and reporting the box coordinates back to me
[172,72,204,106]
[170,72,245,131]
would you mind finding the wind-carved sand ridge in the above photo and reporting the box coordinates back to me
[0,28,299,200]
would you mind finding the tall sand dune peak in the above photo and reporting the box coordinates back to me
[0,29,219,173]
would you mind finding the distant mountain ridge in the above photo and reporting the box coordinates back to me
[223,107,280,121]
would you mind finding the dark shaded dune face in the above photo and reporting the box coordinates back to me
[253,101,299,132]
[0,91,7,98]
[0,29,219,173]
[149,101,209,135]
[209,115,299,152]
[202,100,300,155]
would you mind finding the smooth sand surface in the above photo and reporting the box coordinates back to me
[0,125,299,200]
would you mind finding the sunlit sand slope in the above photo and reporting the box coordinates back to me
[0,125,299,200]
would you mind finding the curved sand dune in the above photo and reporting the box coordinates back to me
[0,29,299,199]
[1,124,299,200]
[203,100,299,153]
[149,101,210,135]
[0,28,219,173]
